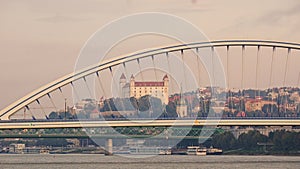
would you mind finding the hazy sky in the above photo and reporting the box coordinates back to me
[1,0,300,109]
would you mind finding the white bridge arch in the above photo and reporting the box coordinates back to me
[1,40,300,120]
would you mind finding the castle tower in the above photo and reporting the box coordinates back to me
[130,74,135,97]
[163,74,169,104]
[119,73,126,97]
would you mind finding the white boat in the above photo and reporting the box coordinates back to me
[159,149,172,155]
[39,149,50,154]
[129,147,161,155]
[206,146,223,155]
[186,146,206,156]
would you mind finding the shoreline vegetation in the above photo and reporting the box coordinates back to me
[205,130,300,156]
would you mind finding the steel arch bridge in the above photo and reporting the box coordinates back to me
[1,40,300,121]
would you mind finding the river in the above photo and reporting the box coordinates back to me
[0,154,299,169]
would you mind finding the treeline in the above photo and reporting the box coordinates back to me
[209,130,300,154]
[100,95,178,118]
[48,95,178,119]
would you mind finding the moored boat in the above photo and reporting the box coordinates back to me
[186,146,206,156]
[206,146,223,155]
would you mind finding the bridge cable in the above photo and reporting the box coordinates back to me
[166,52,174,96]
[47,93,59,113]
[96,71,107,98]
[24,105,36,120]
[282,48,291,114]
[151,55,158,82]
[58,87,66,101]
[121,62,132,113]
[83,76,94,99]
[268,47,276,114]
[211,47,216,89]
[137,58,144,82]
[283,48,291,87]
[122,62,129,84]
[181,49,188,91]
[226,46,230,90]
[196,48,201,88]
[255,46,261,99]
[240,45,245,113]
[226,45,232,113]
[36,99,48,119]
[109,66,126,111]
[58,87,69,113]
[96,71,113,114]
[70,82,80,102]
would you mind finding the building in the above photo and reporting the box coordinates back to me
[245,98,277,112]
[9,143,25,153]
[176,96,188,117]
[120,73,169,104]
[176,86,188,117]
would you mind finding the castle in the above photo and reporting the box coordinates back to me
[119,73,169,104]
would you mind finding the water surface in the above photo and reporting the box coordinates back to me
[0,154,299,169]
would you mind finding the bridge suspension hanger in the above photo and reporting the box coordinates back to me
[70,81,80,102]
[24,105,36,120]
[36,99,49,120]
[151,55,158,82]
[96,71,107,98]
[46,93,59,115]
[136,58,144,81]
[181,49,188,91]
[255,45,261,99]
[282,48,291,114]
[196,48,201,88]
[166,52,174,95]
[268,47,276,114]
[83,76,93,99]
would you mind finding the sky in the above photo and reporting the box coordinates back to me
[1,0,300,110]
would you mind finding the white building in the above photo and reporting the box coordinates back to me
[120,74,169,104]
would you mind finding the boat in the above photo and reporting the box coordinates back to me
[206,146,223,155]
[159,149,172,155]
[39,149,50,154]
[186,146,206,156]
[129,147,161,155]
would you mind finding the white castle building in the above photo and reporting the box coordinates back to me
[119,73,169,104]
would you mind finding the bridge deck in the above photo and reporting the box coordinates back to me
[0,119,300,129]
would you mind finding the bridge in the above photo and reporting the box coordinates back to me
[1,118,300,129]
[1,40,300,152]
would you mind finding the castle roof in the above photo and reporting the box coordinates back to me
[163,74,168,80]
[120,73,126,79]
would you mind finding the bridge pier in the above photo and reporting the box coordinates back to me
[105,138,113,156]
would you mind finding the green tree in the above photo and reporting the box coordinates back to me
[238,130,268,150]
[211,131,237,150]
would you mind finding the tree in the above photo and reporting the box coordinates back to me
[211,131,237,150]
[49,111,59,119]
[238,130,268,150]
[262,104,278,114]
[36,138,68,147]
[165,101,178,118]
[270,130,300,151]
